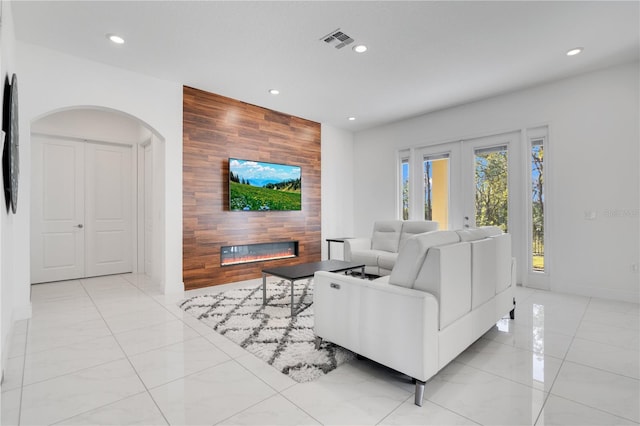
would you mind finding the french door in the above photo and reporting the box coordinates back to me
[411,131,520,233]
[31,135,133,283]
[461,132,519,232]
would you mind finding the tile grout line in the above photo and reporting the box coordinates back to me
[80,275,173,426]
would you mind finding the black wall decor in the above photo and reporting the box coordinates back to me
[2,73,19,214]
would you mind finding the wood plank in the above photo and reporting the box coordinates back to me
[183,86,321,290]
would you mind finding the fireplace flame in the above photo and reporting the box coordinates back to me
[221,248,297,266]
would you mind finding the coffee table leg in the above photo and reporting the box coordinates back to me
[361,266,365,278]
[290,279,295,317]
[262,273,267,305]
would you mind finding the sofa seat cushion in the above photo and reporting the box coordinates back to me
[349,249,388,267]
[378,252,399,271]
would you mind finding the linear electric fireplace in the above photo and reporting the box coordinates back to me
[220,241,299,266]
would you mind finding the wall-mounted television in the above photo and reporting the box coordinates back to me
[229,158,301,211]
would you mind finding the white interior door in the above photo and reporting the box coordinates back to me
[31,136,85,283]
[31,137,134,283]
[85,143,133,277]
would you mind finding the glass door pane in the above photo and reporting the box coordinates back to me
[531,139,544,272]
[423,154,449,229]
[473,145,509,232]
[401,157,410,220]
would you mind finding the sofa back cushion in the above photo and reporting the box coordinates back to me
[399,220,439,250]
[492,233,512,293]
[414,242,471,329]
[456,228,487,242]
[480,226,503,237]
[389,230,460,289]
[458,227,511,301]
[371,220,403,252]
[467,237,497,308]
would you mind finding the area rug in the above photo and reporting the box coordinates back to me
[179,279,354,382]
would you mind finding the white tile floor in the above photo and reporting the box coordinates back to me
[2,273,639,425]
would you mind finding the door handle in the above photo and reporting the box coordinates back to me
[74,224,84,229]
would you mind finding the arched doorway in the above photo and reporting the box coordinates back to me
[29,107,164,286]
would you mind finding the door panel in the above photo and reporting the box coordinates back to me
[415,143,462,230]
[462,132,519,232]
[85,143,133,277]
[31,137,134,283]
[31,137,85,283]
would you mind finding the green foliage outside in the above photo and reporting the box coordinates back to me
[230,181,301,211]
[475,150,508,232]
[402,179,409,220]
[531,144,544,271]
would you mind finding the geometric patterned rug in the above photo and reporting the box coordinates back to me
[179,279,355,382]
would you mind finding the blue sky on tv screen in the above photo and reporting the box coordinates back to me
[230,159,300,187]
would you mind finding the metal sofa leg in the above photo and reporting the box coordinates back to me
[314,336,322,350]
[510,297,516,320]
[414,380,426,406]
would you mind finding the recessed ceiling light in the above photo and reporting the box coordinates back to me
[106,34,125,44]
[353,44,368,53]
[269,89,280,95]
[566,47,583,56]
[348,117,356,121]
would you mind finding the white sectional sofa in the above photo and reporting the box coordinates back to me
[344,220,439,276]
[314,227,516,406]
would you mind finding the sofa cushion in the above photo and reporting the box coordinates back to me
[371,220,403,252]
[469,238,497,309]
[492,233,512,293]
[389,230,460,289]
[479,226,503,237]
[399,220,439,250]
[378,252,399,271]
[415,242,471,329]
[349,249,385,268]
[456,228,487,242]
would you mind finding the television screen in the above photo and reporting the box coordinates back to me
[229,158,301,211]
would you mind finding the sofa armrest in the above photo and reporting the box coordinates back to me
[343,238,372,261]
[314,271,439,381]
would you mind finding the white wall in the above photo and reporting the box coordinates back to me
[321,124,355,260]
[354,63,640,302]
[32,109,151,144]
[14,41,184,321]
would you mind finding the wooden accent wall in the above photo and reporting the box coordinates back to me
[183,87,321,290]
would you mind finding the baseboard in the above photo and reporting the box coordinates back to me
[13,302,33,321]
[163,280,185,294]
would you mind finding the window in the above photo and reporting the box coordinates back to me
[531,138,545,272]
[423,154,449,229]
[401,157,410,220]
[474,145,508,232]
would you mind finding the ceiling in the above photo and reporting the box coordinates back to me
[11,1,640,132]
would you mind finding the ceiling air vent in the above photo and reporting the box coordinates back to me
[321,29,354,49]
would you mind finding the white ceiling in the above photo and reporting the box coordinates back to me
[11,1,640,132]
